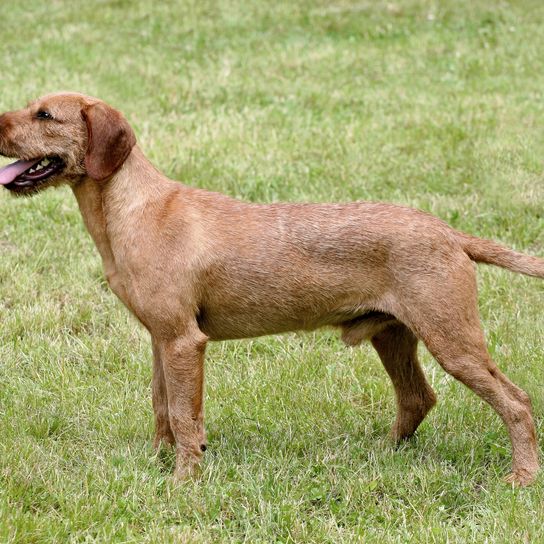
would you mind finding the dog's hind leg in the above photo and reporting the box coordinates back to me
[401,257,539,485]
[419,324,538,486]
[371,322,437,441]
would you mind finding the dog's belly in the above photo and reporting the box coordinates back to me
[197,281,385,341]
[197,307,356,340]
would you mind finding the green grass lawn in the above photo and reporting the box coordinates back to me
[1,0,543,541]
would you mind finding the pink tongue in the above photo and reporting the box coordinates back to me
[0,159,40,185]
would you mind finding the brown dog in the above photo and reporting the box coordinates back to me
[0,93,542,485]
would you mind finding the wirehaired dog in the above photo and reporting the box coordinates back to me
[0,93,541,485]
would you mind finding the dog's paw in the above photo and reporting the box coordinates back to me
[172,460,201,483]
[171,444,204,483]
[503,469,537,487]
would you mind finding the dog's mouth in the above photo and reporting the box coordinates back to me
[0,156,65,192]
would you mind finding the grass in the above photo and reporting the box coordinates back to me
[1,0,543,541]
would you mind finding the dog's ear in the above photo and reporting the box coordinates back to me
[82,102,136,181]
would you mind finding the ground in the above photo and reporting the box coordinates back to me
[0,1,543,542]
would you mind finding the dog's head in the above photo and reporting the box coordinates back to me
[0,92,136,195]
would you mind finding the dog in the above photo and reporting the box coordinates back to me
[0,93,542,485]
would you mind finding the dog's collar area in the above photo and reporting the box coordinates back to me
[0,156,65,190]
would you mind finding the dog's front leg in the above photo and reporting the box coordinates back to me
[151,338,175,449]
[157,324,208,480]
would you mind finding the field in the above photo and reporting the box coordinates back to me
[1,1,543,542]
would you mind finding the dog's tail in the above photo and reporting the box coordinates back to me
[458,232,544,278]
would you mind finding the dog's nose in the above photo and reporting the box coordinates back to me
[0,111,14,126]
[0,113,8,134]
[0,113,12,146]
[0,114,6,146]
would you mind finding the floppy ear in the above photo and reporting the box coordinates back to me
[82,102,136,181]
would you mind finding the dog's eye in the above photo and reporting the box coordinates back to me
[36,110,53,120]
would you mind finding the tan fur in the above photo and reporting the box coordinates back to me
[0,93,541,485]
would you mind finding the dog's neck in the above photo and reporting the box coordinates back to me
[104,145,169,208]
[72,145,173,277]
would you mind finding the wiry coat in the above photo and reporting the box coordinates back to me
[0,93,541,485]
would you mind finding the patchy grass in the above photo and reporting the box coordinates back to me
[1,0,543,542]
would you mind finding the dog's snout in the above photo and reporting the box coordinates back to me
[0,114,9,150]
[0,112,10,128]
[0,112,13,141]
